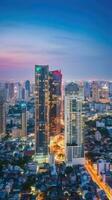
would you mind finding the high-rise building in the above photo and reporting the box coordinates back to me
[4,82,14,100]
[92,81,99,102]
[17,83,23,100]
[65,82,84,165]
[22,88,25,100]
[99,84,109,100]
[9,83,14,99]
[84,81,91,100]
[49,70,62,137]
[35,65,49,155]
[5,82,10,101]
[21,103,27,137]
[0,92,6,136]
[25,80,30,97]
[109,82,112,97]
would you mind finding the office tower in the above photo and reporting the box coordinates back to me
[4,82,14,100]
[84,81,91,100]
[99,84,109,100]
[49,70,62,137]
[21,103,27,137]
[65,82,84,165]
[30,83,35,97]
[22,88,25,100]
[5,82,10,101]
[25,80,30,97]
[14,83,23,100]
[35,65,49,155]
[109,82,112,97]
[0,92,6,136]
[9,83,14,99]
[92,81,99,102]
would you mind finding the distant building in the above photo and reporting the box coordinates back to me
[65,82,84,165]
[25,80,30,98]
[9,83,14,99]
[84,81,91,100]
[109,82,112,97]
[92,81,99,102]
[17,83,23,100]
[99,84,109,100]
[0,92,6,136]
[22,87,25,100]
[21,103,27,137]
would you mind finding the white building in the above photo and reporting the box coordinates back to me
[65,82,85,165]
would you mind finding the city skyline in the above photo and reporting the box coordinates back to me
[0,66,112,198]
[0,0,112,195]
[0,0,112,81]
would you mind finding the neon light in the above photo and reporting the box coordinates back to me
[21,103,26,108]
[36,66,41,72]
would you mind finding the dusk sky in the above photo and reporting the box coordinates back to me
[0,0,112,80]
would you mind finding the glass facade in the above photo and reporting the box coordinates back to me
[35,65,49,155]
[65,82,84,164]
[49,70,62,137]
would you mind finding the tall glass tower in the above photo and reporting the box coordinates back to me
[49,70,62,137]
[0,91,6,136]
[65,82,84,165]
[35,65,49,155]
[21,103,27,137]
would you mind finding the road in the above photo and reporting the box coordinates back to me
[85,161,112,200]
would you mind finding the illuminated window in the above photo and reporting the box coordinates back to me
[36,66,41,72]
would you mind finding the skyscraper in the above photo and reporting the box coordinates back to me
[21,103,27,137]
[84,81,91,100]
[65,82,84,165]
[99,84,109,100]
[92,81,99,102]
[35,65,49,155]
[25,80,30,98]
[109,82,112,98]
[0,91,6,136]
[18,83,23,100]
[9,83,14,99]
[49,70,62,137]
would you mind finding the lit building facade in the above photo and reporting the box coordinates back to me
[9,83,14,99]
[109,82,112,97]
[25,80,30,98]
[99,84,109,100]
[49,70,62,137]
[0,93,6,136]
[35,65,49,155]
[92,81,99,102]
[84,81,91,100]
[65,82,84,165]
[21,103,27,137]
